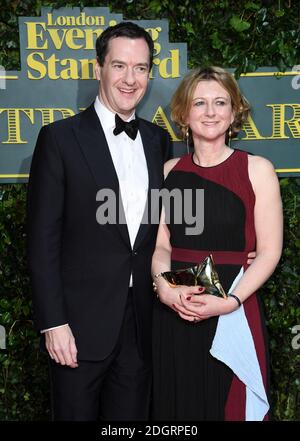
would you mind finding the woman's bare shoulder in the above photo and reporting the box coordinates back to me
[248,154,275,172]
[248,154,278,191]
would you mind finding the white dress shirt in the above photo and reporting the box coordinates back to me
[94,95,149,249]
[42,97,148,333]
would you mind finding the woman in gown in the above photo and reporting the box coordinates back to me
[151,66,283,421]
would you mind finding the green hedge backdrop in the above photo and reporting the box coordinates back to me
[0,0,299,420]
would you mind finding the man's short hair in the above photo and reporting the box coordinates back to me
[96,21,154,70]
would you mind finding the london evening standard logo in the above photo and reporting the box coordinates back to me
[24,9,182,81]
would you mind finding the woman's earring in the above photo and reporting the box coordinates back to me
[185,127,190,154]
[228,125,232,147]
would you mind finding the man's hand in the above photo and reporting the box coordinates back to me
[247,251,256,265]
[45,325,78,368]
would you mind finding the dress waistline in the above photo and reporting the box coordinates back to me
[171,248,249,265]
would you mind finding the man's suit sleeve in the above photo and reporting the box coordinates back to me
[27,124,67,330]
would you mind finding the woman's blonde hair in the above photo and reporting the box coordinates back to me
[171,66,250,140]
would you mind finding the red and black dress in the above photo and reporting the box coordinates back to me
[152,149,269,421]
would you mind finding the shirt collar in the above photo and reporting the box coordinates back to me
[94,95,136,132]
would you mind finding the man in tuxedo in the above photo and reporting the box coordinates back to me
[27,21,170,421]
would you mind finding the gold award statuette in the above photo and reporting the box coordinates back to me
[161,254,227,298]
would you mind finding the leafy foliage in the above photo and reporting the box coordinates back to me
[0,0,299,420]
[0,186,49,420]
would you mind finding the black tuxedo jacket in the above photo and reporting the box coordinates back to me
[27,104,170,361]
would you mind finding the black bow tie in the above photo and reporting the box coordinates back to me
[113,113,139,140]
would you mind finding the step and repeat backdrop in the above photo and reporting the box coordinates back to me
[0,6,299,182]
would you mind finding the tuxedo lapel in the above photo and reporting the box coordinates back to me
[73,105,131,248]
[133,119,162,250]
